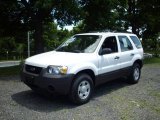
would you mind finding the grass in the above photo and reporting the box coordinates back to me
[138,99,160,114]
[144,57,160,65]
[0,65,21,77]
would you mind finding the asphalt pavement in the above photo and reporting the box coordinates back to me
[0,64,160,120]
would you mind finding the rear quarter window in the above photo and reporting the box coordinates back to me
[130,36,142,49]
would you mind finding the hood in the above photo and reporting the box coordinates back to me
[25,51,94,68]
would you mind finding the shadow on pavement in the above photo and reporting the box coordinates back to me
[93,78,130,98]
[12,78,130,112]
[11,90,77,112]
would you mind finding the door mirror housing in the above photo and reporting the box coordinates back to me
[99,48,112,55]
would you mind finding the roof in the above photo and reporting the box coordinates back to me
[76,32,136,36]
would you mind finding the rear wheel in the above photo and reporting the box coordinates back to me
[70,74,93,104]
[128,63,141,84]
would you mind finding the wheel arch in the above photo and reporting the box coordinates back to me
[134,59,143,69]
[72,69,96,86]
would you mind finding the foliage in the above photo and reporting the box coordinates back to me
[0,0,81,54]
[16,43,25,60]
[0,0,23,37]
[0,37,16,52]
[18,0,81,54]
[143,33,160,56]
[80,0,122,32]
[43,22,71,51]
[139,0,160,56]
[0,0,159,58]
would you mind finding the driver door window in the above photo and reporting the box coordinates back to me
[102,36,118,54]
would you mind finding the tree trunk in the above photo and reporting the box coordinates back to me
[128,0,137,35]
[34,19,44,54]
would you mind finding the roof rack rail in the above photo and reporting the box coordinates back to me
[89,29,113,33]
[89,29,132,33]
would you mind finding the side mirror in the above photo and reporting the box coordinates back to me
[99,48,112,55]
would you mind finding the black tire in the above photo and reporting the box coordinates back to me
[69,74,94,104]
[128,63,141,84]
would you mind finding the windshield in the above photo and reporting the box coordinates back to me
[56,35,102,53]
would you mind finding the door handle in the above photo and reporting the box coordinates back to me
[131,53,134,56]
[114,56,120,60]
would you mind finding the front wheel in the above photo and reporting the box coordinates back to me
[69,74,93,104]
[128,63,141,84]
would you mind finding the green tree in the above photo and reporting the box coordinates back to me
[43,22,71,51]
[138,0,160,55]
[0,0,23,37]
[18,0,81,54]
[16,43,25,60]
[43,22,69,50]
[71,22,85,34]
[139,0,160,36]
[0,37,16,52]
[81,0,121,32]
[0,0,81,54]
[0,37,16,60]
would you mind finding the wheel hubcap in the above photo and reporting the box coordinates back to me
[78,80,90,100]
[134,67,140,81]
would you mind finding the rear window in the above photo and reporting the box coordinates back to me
[130,36,142,49]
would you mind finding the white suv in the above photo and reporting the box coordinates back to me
[21,32,143,104]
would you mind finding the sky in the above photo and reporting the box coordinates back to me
[64,25,74,31]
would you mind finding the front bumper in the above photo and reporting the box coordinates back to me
[21,68,74,95]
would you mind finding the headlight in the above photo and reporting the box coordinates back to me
[47,65,68,75]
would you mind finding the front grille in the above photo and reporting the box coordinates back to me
[25,64,42,74]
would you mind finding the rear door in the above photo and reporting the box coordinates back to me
[117,35,135,70]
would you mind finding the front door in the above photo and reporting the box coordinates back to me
[97,36,121,85]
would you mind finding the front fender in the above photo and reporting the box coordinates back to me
[68,63,98,76]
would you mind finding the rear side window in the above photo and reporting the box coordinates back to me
[118,36,133,52]
[130,36,142,49]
